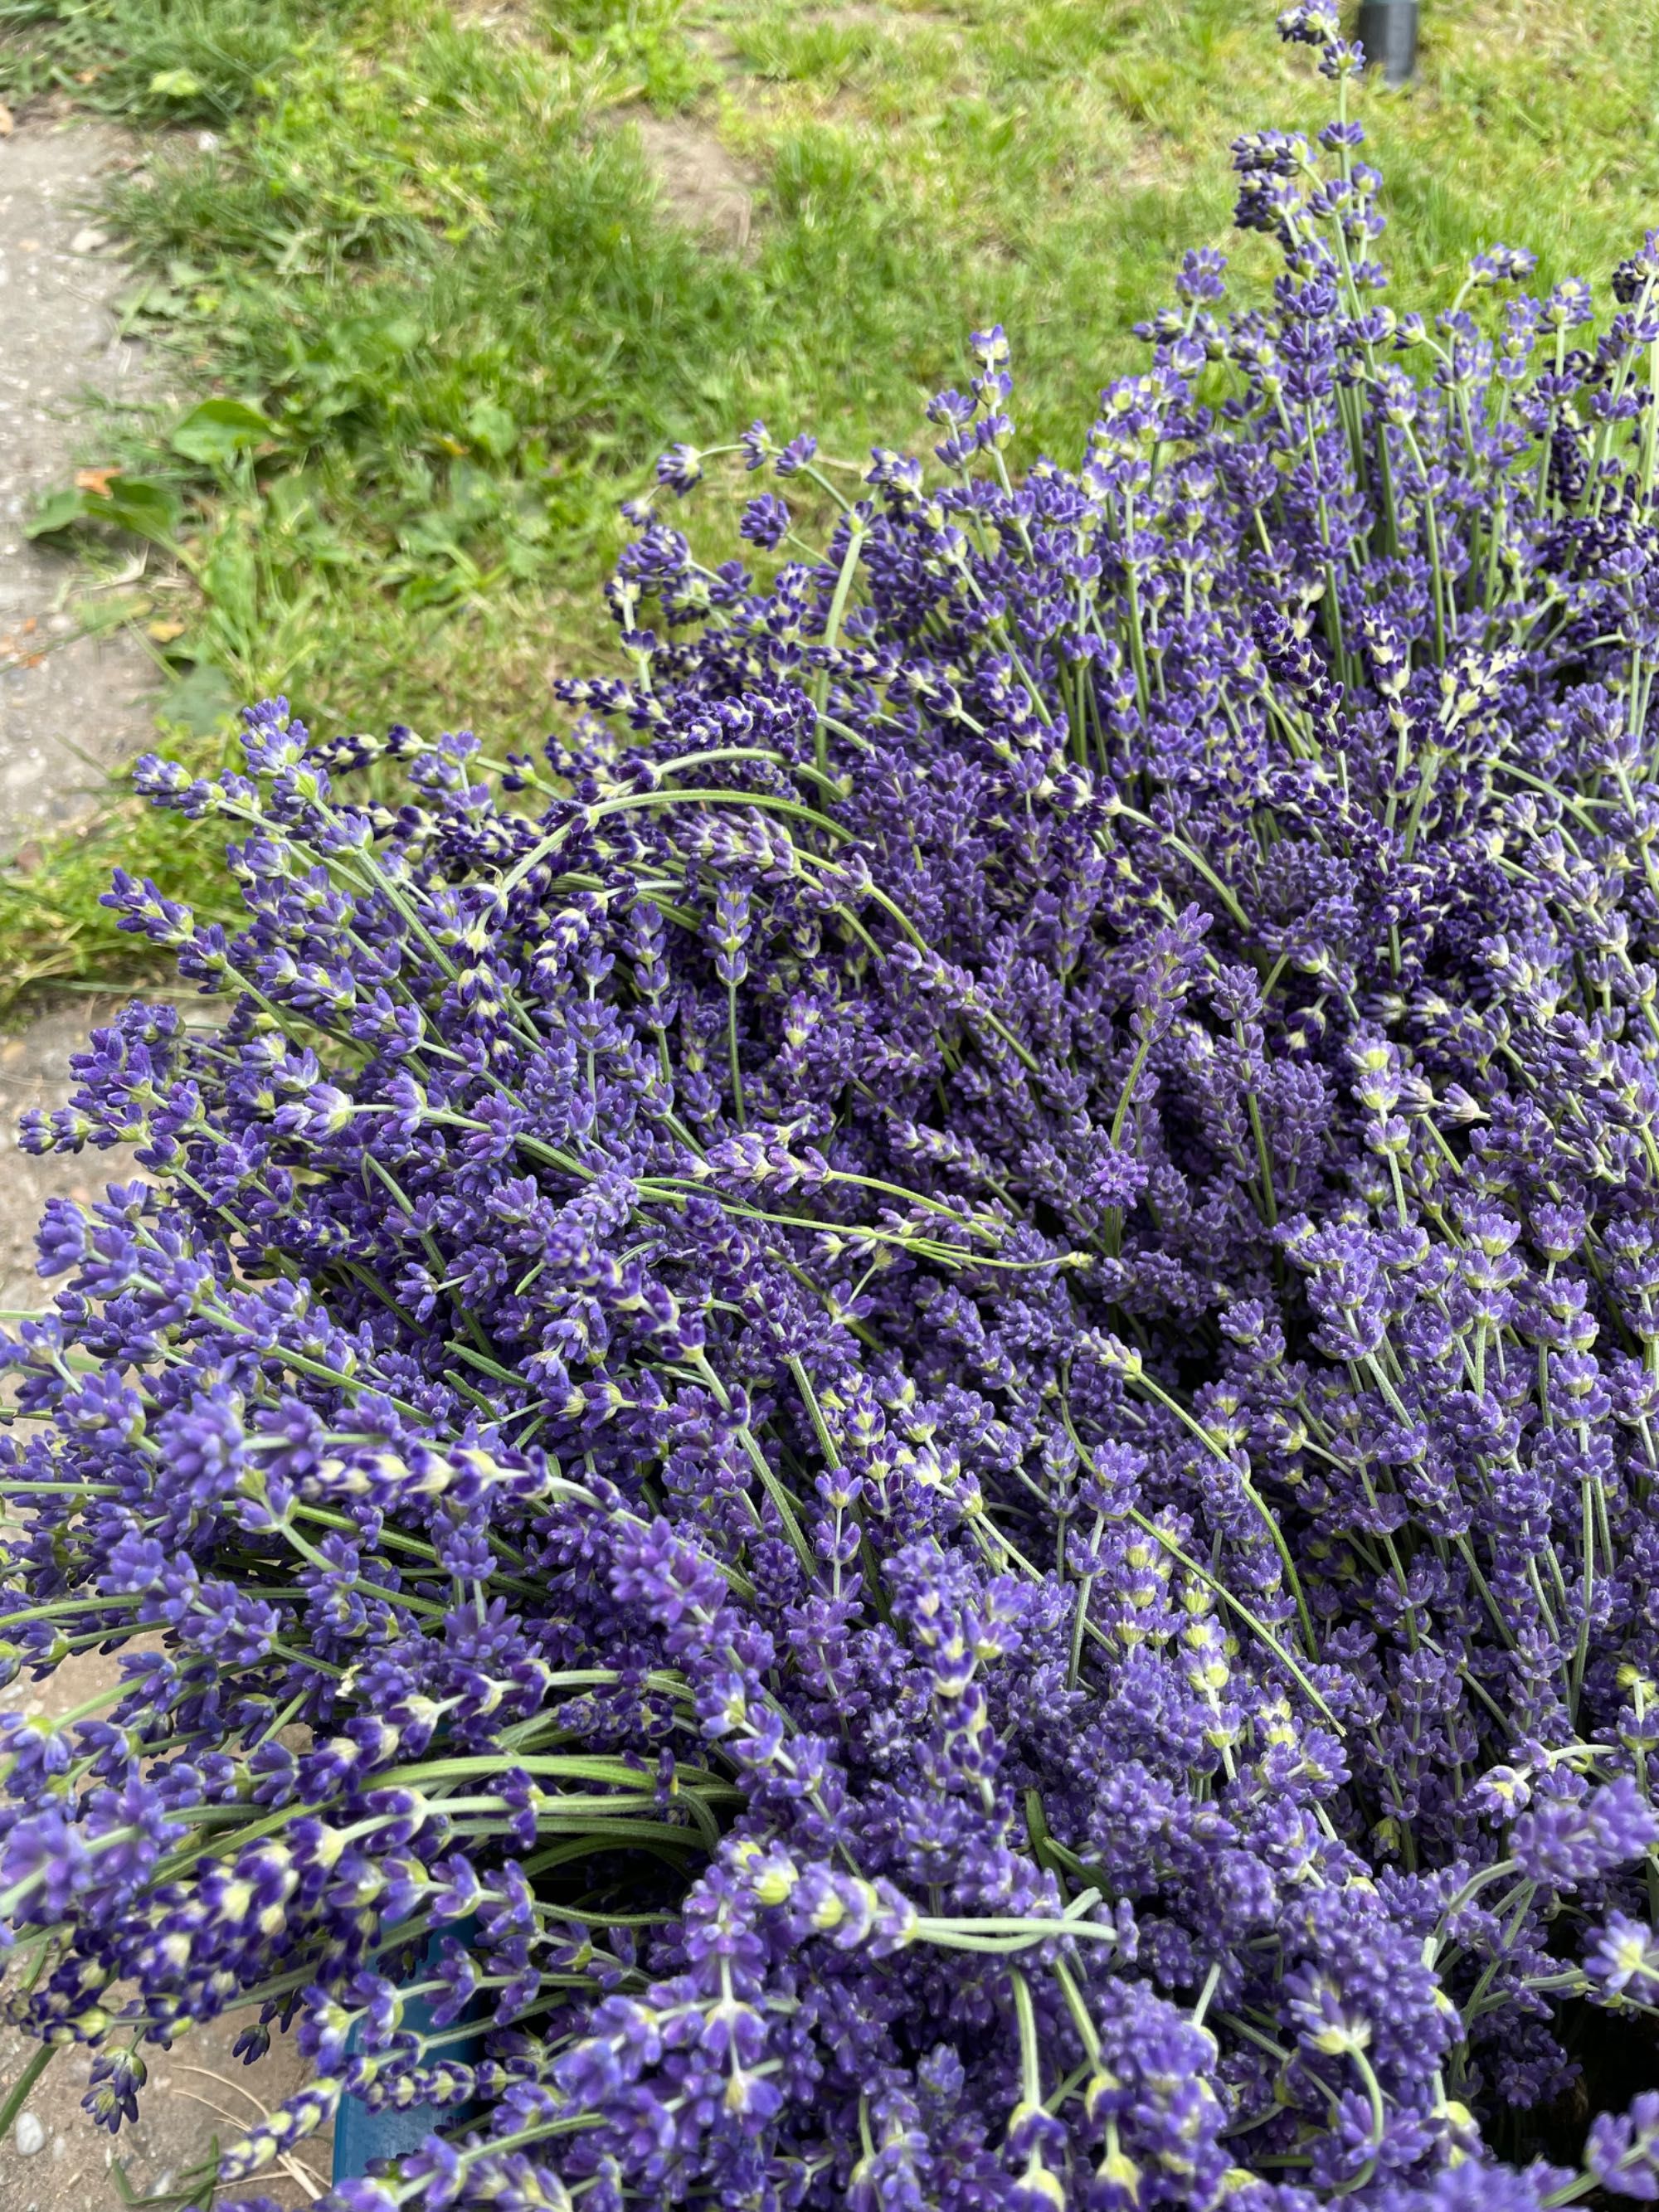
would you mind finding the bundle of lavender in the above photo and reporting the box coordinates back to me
[8,9,1659,2208]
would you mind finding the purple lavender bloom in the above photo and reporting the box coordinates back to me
[12,19,1659,2212]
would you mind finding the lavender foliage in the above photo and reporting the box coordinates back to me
[8,9,1659,2207]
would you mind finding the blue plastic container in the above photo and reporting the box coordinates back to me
[333,1920,482,2183]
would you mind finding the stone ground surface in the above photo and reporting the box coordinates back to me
[0,114,330,2210]
[0,121,155,847]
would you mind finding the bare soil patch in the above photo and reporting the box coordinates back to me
[627,107,757,254]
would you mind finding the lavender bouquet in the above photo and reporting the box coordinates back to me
[9,7,1659,2208]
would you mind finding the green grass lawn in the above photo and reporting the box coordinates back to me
[0,0,1652,1008]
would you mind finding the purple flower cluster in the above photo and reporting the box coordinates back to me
[10,10,1659,2209]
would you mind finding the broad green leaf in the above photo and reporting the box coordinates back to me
[170,399,272,468]
[23,489,87,538]
[81,477,182,550]
[464,399,517,460]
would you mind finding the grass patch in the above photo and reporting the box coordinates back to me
[0,0,1653,1012]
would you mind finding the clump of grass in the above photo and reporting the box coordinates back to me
[0,747,241,1016]
[0,0,1653,1017]
[0,0,327,122]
